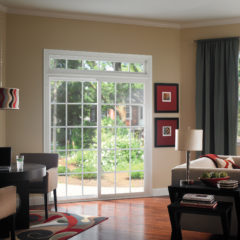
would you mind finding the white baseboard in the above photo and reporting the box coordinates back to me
[152,188,169,196]
[30,188,169,206]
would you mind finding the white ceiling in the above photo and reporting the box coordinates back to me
[1,0,240,27]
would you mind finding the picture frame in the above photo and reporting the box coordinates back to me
[154,118,179,147]
[154,83,179,113]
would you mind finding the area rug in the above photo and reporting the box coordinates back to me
[15,210,108,240]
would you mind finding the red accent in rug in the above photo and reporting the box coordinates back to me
[16,210,108,240]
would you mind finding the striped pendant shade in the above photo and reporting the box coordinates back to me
[0,87,19,109]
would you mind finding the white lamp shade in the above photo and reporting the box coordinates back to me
[175,129,203,151]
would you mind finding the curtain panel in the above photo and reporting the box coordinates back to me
[196,37,239,155]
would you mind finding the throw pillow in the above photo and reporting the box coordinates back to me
[215,157,235,169]
[201,154,219,167]
[226,157,240,169]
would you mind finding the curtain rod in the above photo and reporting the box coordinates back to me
[194,37,240,43]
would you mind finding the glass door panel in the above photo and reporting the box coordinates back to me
[100,82,145,195]
[50,80,98,199]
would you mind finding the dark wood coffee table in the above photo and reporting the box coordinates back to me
[168,181,240,239]
[0,163,46,235]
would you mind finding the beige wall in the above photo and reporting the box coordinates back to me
[0,11,6,146]
[5,13,240,189]
[5,14,182,188]
[180,24,240,155]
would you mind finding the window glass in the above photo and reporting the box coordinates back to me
[49,58,145,74]
[50,58,66,69]
[51,81,65,103]
[83,60,99,70]
[100,61,114,71]
[130,63,144,73]
[67,60,82,69]
[101,82,115,104]
[68,82,82,103]
[83,82,97,103]
[116,83,130,104]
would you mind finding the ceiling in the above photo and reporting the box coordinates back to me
[1,0,240,27]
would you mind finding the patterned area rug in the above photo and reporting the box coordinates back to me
[16,210,108,240]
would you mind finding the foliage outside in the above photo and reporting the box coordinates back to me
[53,80,144,180]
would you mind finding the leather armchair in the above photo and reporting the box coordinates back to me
[21,153,58,219]
[0,185,16,240]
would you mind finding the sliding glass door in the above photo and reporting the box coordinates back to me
[44,50,152,200]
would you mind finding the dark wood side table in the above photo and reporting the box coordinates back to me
[168,201,232,240]
[0,163,46,237]
[168,181,240,240]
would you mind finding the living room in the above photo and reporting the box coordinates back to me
[1,1,240,239]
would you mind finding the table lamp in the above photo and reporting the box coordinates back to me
[175,128,203,184]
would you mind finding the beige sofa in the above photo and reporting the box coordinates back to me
[171,155,240,236]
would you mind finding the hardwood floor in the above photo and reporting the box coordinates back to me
[34,197,220,240]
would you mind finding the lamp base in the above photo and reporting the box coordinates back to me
[180,179,195,185]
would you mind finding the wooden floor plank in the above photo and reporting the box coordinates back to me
[33,197,216,240]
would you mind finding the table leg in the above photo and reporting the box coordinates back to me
[168,187,180,203]
[168,206,182,240]
[168,187,174,203]
[0,218,10,238]
[220,209,230,240]
[234,193,240,240]
[15,181,29,229]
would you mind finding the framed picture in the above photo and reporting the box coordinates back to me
[154,83,179,113]
[155,118,179,147]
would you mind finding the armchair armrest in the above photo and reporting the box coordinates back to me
[47,167,58,192]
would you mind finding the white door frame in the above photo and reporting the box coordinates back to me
[43,49,152,201]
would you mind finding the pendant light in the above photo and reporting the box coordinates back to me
[0,87,19,109]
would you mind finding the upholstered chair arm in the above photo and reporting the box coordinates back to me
[0,186,16,219]
[47,167,58,192]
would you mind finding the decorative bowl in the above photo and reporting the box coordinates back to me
[199,176,230,187]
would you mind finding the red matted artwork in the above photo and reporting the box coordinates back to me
[154,83,179,113]
[155,118,179,147]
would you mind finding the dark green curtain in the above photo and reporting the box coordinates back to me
[196,37,239,155]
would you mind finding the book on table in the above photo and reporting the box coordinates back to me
[180,200,218,208]
[182,193,215,202]
[181,193,217,208]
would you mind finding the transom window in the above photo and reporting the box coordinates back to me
[49,57,144,73]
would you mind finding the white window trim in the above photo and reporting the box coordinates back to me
[44,49,153,200]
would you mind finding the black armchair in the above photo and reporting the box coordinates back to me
[20,153,58,219]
